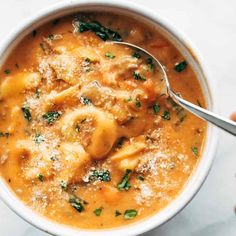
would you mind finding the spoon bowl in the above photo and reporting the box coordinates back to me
[113,41,236,136]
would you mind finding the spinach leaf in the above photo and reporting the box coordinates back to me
[162,111,170,120]
[0,132,10,138]
[69,195,86,212]
[80,96,92,105]
[37,174,44,182]
[133,72,146,81]
[132,52,141,59]
[22,106,32,122]
[174,61,187,72]
[89,169,111,182]
[137,175,145,181]
[105,52,115,59]
[135,100,141,108]
[34,133,44,144]
[124,209,137,219]
[191,146,198,156]
[35,89,40,98]
[4,69,11,74]
[153,104,160,114]
[115,210,122,217]
[117,169,132,191]
[147,58,154,71]
[42,111,61,124]
[60,180,68,191]
[74,20,122,42]
[93,207,103,216]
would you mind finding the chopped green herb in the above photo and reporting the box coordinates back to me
[124,209,137,219]
[50,155,58,161]
[4,69,11,75]
[75,124,80,132]
[133,71,146,81]
[42,111,61,124]
[34,133,44,144]
[147,58,154,71]
[85,68,92,73]
[162,111,170,120]
[32,30,37,37]
[93,207,103,216]
[174,61,187,72]
[145,135,154,143]
[0,132,6,137]
[191,146,198,156]
[39,43,45,51]
[60,180,68,191]
[135,100,141,108]
[117,169,132,191]
[74,20,122,42]
[115,210,122,217]
[80,96,92,105]
[153,104,160,114]
[137,175,145,181]
[69,195,85,212]
[21,106,32,122]
[0,132,10,138]
[80,118,86,124]
[48,34,54,40]
[89,169,111,182]
[35,89,40,98]
[116,137,126,148]
[85,58,91,63]
[37,174,44,182]
[132,52,141,59]
[105,52,115,59]
[124,97,132,102]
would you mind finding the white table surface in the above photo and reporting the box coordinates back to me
[0,0,236,235]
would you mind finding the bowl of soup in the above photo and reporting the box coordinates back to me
[0,0,218,235]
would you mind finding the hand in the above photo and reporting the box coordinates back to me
[230,112,236,122]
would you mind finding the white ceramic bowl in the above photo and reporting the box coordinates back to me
[0,1,218,235]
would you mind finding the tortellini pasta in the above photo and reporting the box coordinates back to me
[0,72,41,99]
[15,140,53,180]
[60,106,118,159]
[39,54,79,84]
[110,142,146,171]
[43,84,80,110]
[59,142,90,183]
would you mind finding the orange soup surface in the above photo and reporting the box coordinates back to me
[0,12,206,229]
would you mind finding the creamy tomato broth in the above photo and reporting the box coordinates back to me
[0,12,206,229]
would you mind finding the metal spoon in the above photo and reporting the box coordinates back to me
[113,41,236,136]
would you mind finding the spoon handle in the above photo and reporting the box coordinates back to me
[171,92,236,136]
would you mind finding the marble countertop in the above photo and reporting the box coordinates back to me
[0,0,235,235]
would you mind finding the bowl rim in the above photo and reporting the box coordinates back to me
[0,0,218,235]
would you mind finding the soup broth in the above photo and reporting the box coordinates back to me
[0,12,206,229]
